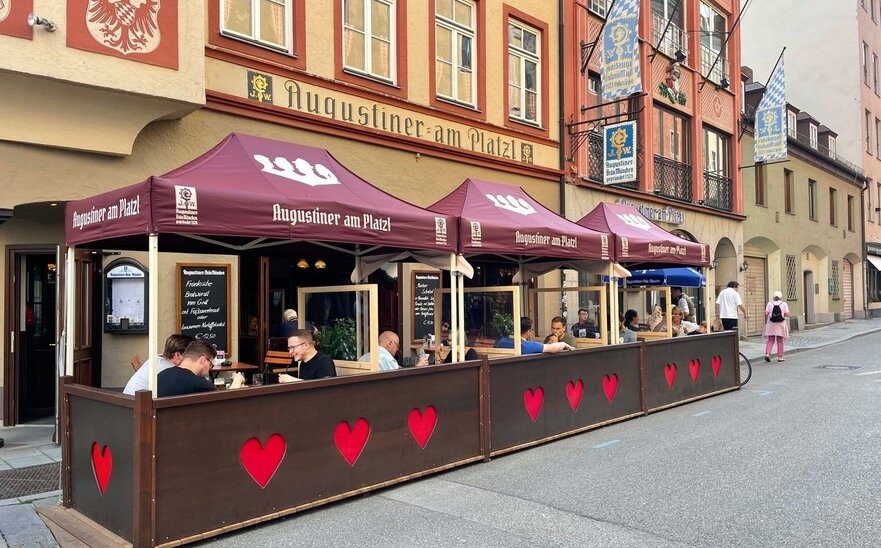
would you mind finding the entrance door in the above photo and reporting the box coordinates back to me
[744,256,767,336]
[5,248,57,425]
[842,260,854,320]
[803,271,815,324]
[71,250,102,386]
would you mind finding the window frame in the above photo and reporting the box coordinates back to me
[429,0,486,119]
[784,169,794,215]
[588,0,611,18]
[808,178,817,220]
[702,125,730,178]
[876,117,881,157]
[809,124,818,149]
[755,163,766,207]
[504,7,549,133]
[208,0,307,71]
[700,2,728,84]
[433,0,478,109]
[655,105,691,163]
[342,0,397,84]
[829,187,838,226]
[867,109,873,153]
[334,0,409,97]
[847,195,855,232]
[787,110,797,138]
[864,42,870,86]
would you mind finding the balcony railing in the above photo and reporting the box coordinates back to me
[700,45,728,84]
[653,155,692,201]
[703,170,733,211]
[651,12,687,60]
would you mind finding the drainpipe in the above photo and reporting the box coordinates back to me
[558,0,568,311]
[861,175,870,318]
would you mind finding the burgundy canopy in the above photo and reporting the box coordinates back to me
[65,133,456,253]
[576,202,710,267]
[428,179,611,260]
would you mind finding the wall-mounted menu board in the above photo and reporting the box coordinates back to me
[411,271,441,342]
[177,263,231,355]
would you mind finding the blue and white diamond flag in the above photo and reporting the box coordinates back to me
[601,0,642,101]
[754,57,787,162]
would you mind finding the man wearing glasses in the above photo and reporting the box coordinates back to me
[280,329,336,382]
[358,331,427,371]
[158,339,245,396]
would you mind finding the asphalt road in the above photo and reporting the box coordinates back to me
[200,333,881,547]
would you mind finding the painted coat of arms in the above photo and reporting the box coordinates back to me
[0,1,11,24]
[86,0,161,54]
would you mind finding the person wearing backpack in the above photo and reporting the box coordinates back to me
[763,291,790,362]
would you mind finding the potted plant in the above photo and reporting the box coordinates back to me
[315,318,358,361]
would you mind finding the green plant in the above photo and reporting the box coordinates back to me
[316,318,358,361]
[492,312,514,338]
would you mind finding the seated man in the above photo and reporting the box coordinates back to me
[570,308,598,338]
[543,316,578,346]
[280,329,336,382]
[358,331,427,371]
[123,334,194,395]
[498,317,573,354]
[158,339,244,397]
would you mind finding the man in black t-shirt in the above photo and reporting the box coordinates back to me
[570,308,598,338]
[158,339,244,396]
[280,330,336,382]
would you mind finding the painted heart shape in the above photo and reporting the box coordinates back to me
[91,442,112,495]
[523,387,544,422]
[408,406,438,448]
[664,363,677,389]
[334,418,370,466]
[711,355,722,377]
[689,358,700,383]
[240,434,287,488]
[566,379,584,412]
[602,374,618,403]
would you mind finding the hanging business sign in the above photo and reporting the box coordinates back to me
[604,121,637,185]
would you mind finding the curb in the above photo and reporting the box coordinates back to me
[740,324,881,362]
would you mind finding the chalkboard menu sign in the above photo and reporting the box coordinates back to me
[177,264,231,355]
[411,271,441,342]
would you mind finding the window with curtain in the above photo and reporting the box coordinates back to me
[507,20,541,125]
[343,0,396,82]
[221,0,291,52]
[435,0,476,107]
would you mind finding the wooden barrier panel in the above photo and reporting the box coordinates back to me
[488,345,643,456]
[150,362,484,545]
[642,332,739,412]
[65,387,136,542]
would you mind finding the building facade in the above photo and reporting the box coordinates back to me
[741,71,867,334]
[562,0,744,307]
[0,1,561,425]
[741,0,881,316]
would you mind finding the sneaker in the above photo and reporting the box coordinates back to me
[764,355,771,362]
[777,357,786,362]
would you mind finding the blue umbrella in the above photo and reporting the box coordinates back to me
[625,267,706,287]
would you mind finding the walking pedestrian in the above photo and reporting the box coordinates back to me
[715,280,749,331]
[763,290,790,362]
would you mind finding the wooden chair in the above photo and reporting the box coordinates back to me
[264,350,297,377]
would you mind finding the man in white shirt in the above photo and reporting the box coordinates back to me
[715,280,749,331]
[359,331,427,371]
[672,287,695,321]
[123,334,194,395]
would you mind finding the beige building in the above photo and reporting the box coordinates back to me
[741,74,867,336]
[741,0,881,316]
[0,0,561,424]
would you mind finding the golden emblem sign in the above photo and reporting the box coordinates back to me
[248,71,273,104]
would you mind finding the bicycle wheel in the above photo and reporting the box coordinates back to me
[738,352,752,386]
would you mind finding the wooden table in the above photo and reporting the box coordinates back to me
[209,362,259,380]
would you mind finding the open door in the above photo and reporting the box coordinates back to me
[71,249,102,386]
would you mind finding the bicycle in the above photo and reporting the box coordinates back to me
[738,352,752,386]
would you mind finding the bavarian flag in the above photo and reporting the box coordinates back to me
[754,58,787,162]
[601,0,642,101]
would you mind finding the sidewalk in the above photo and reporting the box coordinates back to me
[738,317,881,361]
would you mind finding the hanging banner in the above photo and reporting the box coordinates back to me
[601,0,642,101]
[604,120,638,184]
[754,58,787,162]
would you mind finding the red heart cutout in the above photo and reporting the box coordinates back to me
[334,418,370,466]
[711,355,721,377]
[566,380,584,411]
[523,387,544,421]
[664,363,677,388]
[240,434,286,488]
[602,374,618,403]
[91,442,112,495]
[408,406,438,448]
[689,358,700,383]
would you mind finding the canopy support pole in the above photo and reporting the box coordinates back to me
[449,254,458,363]
[457,258,465,361]
[65,247,75,377]
[147,234,159,396]
[609,263,620,344]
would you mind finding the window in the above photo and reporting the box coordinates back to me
[703,126,729,177]
[848,195,855,231]
[808,178,817,220]
[755,164,766,206]
[784,169,794,214]
[867,110,873,153]
[877,182,881,222]
[221,0,292,53]
[874,53,879,93]
[829,136,837,158]
[787,110,797,138]
[655,106,689,162]
[343,0,396,83]
[875,0,878,21]
[876,118,881,157]
[809,124,818,149]
[864,42,870,85]
[785,255,798,300]
[869,183,874,222]
[508,20,541,125]
[589,0,610,17]
[588,73,601,95]
[700,3,727,84]
[652,0,686,60]
[435,0,477,107]
[829,188,838,226]
[831,260,840,299]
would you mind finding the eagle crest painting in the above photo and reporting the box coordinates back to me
[86,0,161,54]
